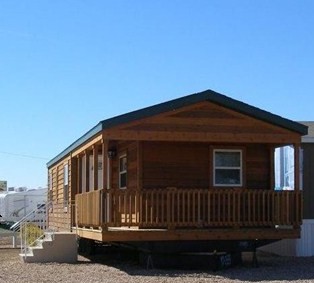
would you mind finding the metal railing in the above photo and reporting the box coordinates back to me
[11,202,51,258]
[75,188,303,230]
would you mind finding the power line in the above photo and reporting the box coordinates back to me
[0,151,49,160]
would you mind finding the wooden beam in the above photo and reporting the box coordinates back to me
[93,144,98,191]
[103,130,301,144]
[72,135,102,157]
[77,155,82,194]
[150,117,263,127]
[70,157,77,200]
[107,150,112,190]
[85,150,90,193]
[107,140,116,190]
[137,141,143,190]
[269,146,275,190]
[149,117,296,134]
[74,228,103,242]
[74,227,300,242]
[102,140,108,190]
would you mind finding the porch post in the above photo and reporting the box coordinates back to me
[85,150,90,193]
[77,155,82,194]
[137,141,143,190]
[102,140,107,190]
[70,156,77,228]
[107,144,113,190]
[106,141,113,224]
[93,144,98,191]
[136,141,142,224]
[70,156,77,198]
[294,143,300,191]
[270,146,275,190]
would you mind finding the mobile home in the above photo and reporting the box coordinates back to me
[47,89,307,255]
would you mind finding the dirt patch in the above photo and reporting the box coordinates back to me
[0,248,19,262]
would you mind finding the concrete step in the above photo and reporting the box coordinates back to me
[19,251,33,258]
[20,232,77,263]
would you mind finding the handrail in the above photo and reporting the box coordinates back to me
[10,203,46,232]
[18,201,53,258]
[75,188,302,230]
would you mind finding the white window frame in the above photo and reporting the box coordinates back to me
[64,164,69,186]
[213,149,243,187]
[119,154,127,189]
[63,164,69,210]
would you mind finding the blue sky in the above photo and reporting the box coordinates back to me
[0,1,313,188]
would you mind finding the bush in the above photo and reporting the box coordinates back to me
[21,223,43,247]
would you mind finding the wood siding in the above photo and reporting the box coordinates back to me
[142,141,271,190]
[104,101,301,144]
[246,144,270,189]
[47,100,303,239]
[142,142,209,189]
[48,157,72,231]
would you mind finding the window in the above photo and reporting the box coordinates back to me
[64,164,69,186]
[274,145,303,191]
[63,164,69,209]
[213,149,242,187]
[119,155,127,189]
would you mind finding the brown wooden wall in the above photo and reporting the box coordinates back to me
[302,143,314,219]
[46,99,304,235]
[142,141,271,190]
[48,156,72,231]
[246,144,270,189]
[104,101,301,144]
[142,141,209,189]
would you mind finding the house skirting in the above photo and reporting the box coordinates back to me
[259,219,314,256]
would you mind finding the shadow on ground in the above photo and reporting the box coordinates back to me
[81,247,314,282]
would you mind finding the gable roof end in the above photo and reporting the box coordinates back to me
[98,89,307,135]
[47,89,308,168]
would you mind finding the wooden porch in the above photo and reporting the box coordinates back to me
[74,188,302,242]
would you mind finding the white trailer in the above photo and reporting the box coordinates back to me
[0,188,47,223]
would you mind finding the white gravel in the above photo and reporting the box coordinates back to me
[1,236,314,283]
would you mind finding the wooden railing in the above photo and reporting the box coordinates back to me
[75,188,302,229]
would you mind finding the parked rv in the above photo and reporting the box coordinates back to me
[0,188,47,224]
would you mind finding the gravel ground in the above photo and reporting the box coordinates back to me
[1,236,314,283]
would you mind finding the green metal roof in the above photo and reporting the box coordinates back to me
[47,89,308,167]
